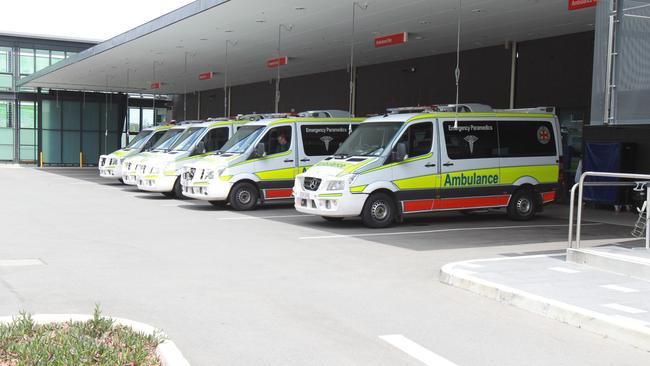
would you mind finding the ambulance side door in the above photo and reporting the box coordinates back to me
[296,122,353,174]
[438,119,502,209]
[389,120,439,213]
[253,124,296,200]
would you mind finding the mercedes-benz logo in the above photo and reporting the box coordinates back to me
[308,180,318,190]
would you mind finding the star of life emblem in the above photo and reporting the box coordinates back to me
[464,135,479,154]
[320,135,334,151]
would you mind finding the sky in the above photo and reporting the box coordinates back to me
[0,0,196,42]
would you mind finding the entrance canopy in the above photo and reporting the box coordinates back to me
[19,0,595,94]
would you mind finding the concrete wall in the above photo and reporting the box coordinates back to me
[175,31,595,119]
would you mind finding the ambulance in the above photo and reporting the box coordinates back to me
[98,125,171,181]
[293,105,561,228]
[136,119,245,198]
[121,124,191,186]
[180,114,363,209]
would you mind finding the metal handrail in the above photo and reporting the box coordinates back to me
[568,171,650,249]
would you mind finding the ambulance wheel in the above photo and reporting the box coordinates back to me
[229,182,258,211]
[361,192,396,228]
[172,177,186,199]
[507,189,536,221]
[322,216,344,222]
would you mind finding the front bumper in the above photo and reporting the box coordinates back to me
[137,174,177,193]
[122,172,138,185]
[181,178,232,201]
[99,165,122,178]
[293,184,366,217]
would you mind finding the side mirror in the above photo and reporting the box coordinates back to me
[392,142,407,162]
[253,142,266,158]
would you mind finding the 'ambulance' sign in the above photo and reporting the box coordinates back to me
[374,32,408,48]
[198,72,214,81]
[569,0,597,10]
[267,57,288,68]
[150,82,161,90]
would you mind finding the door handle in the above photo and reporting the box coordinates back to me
[300,158,310,162]
[284,159,294,163]
[425,163,436,167]
[443,162,454,167]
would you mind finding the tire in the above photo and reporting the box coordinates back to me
[172,177,186,199]
[322,216,344,222]
[229,182,259,211]
[507,189,537,221]
[361,192,396,228]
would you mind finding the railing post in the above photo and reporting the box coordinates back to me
[568,183,580,249]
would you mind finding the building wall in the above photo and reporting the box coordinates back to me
[176,31,595,119]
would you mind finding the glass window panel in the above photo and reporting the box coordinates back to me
[51,51,65,65]
[42,100,61,130]
[443,121,499,160]
[0,47,10,73]
[82,131,100,164]
[0,144,13,160]
[83,102,100,130]
[142,108,154,129]
[35,49,50,71]
[20,129,37,146]
[0,127,13,144]
[20,101,36,128]
[62,101,80,130]
[0,74,12,90]
[19,145,37,161]
[0,101,11,127]
[129,107,141,133]
[42,130,61,164]
[62,131,80,164]
[19,48,34,75]
[300,124,351,156]
[66,51,77,58]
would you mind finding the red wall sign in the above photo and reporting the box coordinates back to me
[267,56,288,68]
[198,72,214,81]
[374,32,408,48]
[569,0,597,10]
[150,82,161,90]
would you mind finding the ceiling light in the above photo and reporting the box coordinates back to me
[419,20,432,25]
[200,38,208,41]
[414,36,425,40]
[295,7,306,10]
[256,20,266,23]
[225,30,234,33]
[472,8,484,13]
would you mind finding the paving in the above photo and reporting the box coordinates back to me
[1,166,649,365]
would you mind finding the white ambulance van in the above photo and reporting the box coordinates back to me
[98,125,171,181]
[121,124,190,186]
[293,105,561,228]
[180,115,363,209]
[136,119,245,198]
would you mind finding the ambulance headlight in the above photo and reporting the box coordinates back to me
[327,180,345,191]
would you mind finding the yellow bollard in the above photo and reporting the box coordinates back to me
[79,152,83,168]
[39,151,43,168]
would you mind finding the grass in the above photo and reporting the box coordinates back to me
[0,305,164,366]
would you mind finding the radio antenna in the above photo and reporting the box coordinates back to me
[454,0,462,129]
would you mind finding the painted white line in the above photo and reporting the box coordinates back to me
[602,303,647,314]
[0,259,45,267]
[218,214,313,220]
[548,267,581,274]
[601,284,639,293]
[299,223,602,240]
[379,334,458,366]
[457,262,483,268]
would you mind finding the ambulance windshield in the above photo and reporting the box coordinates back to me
[151,129,185,152]
[171,127,206,151]
[124,130,152,150]
[218,125,265,153]
[334,122,402,157]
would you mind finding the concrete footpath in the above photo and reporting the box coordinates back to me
[440,239,650,353]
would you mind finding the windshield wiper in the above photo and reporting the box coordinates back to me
[334,154,350,159]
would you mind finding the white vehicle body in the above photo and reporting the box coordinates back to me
[181,117,363,209]
[120,125,190,186]
[136,120,243,196]
[293,110,562,227]
[97,125,171,179]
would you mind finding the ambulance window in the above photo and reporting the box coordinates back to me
[300,124,351,156]
[261,126,292,155]
[443,121,498,159]
[396,122,433,158]
[498,121,556,157]
[203,127,230,152]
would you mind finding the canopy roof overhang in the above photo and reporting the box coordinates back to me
[19,0,595,94]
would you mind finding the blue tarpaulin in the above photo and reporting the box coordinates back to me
[583,143,621,204]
